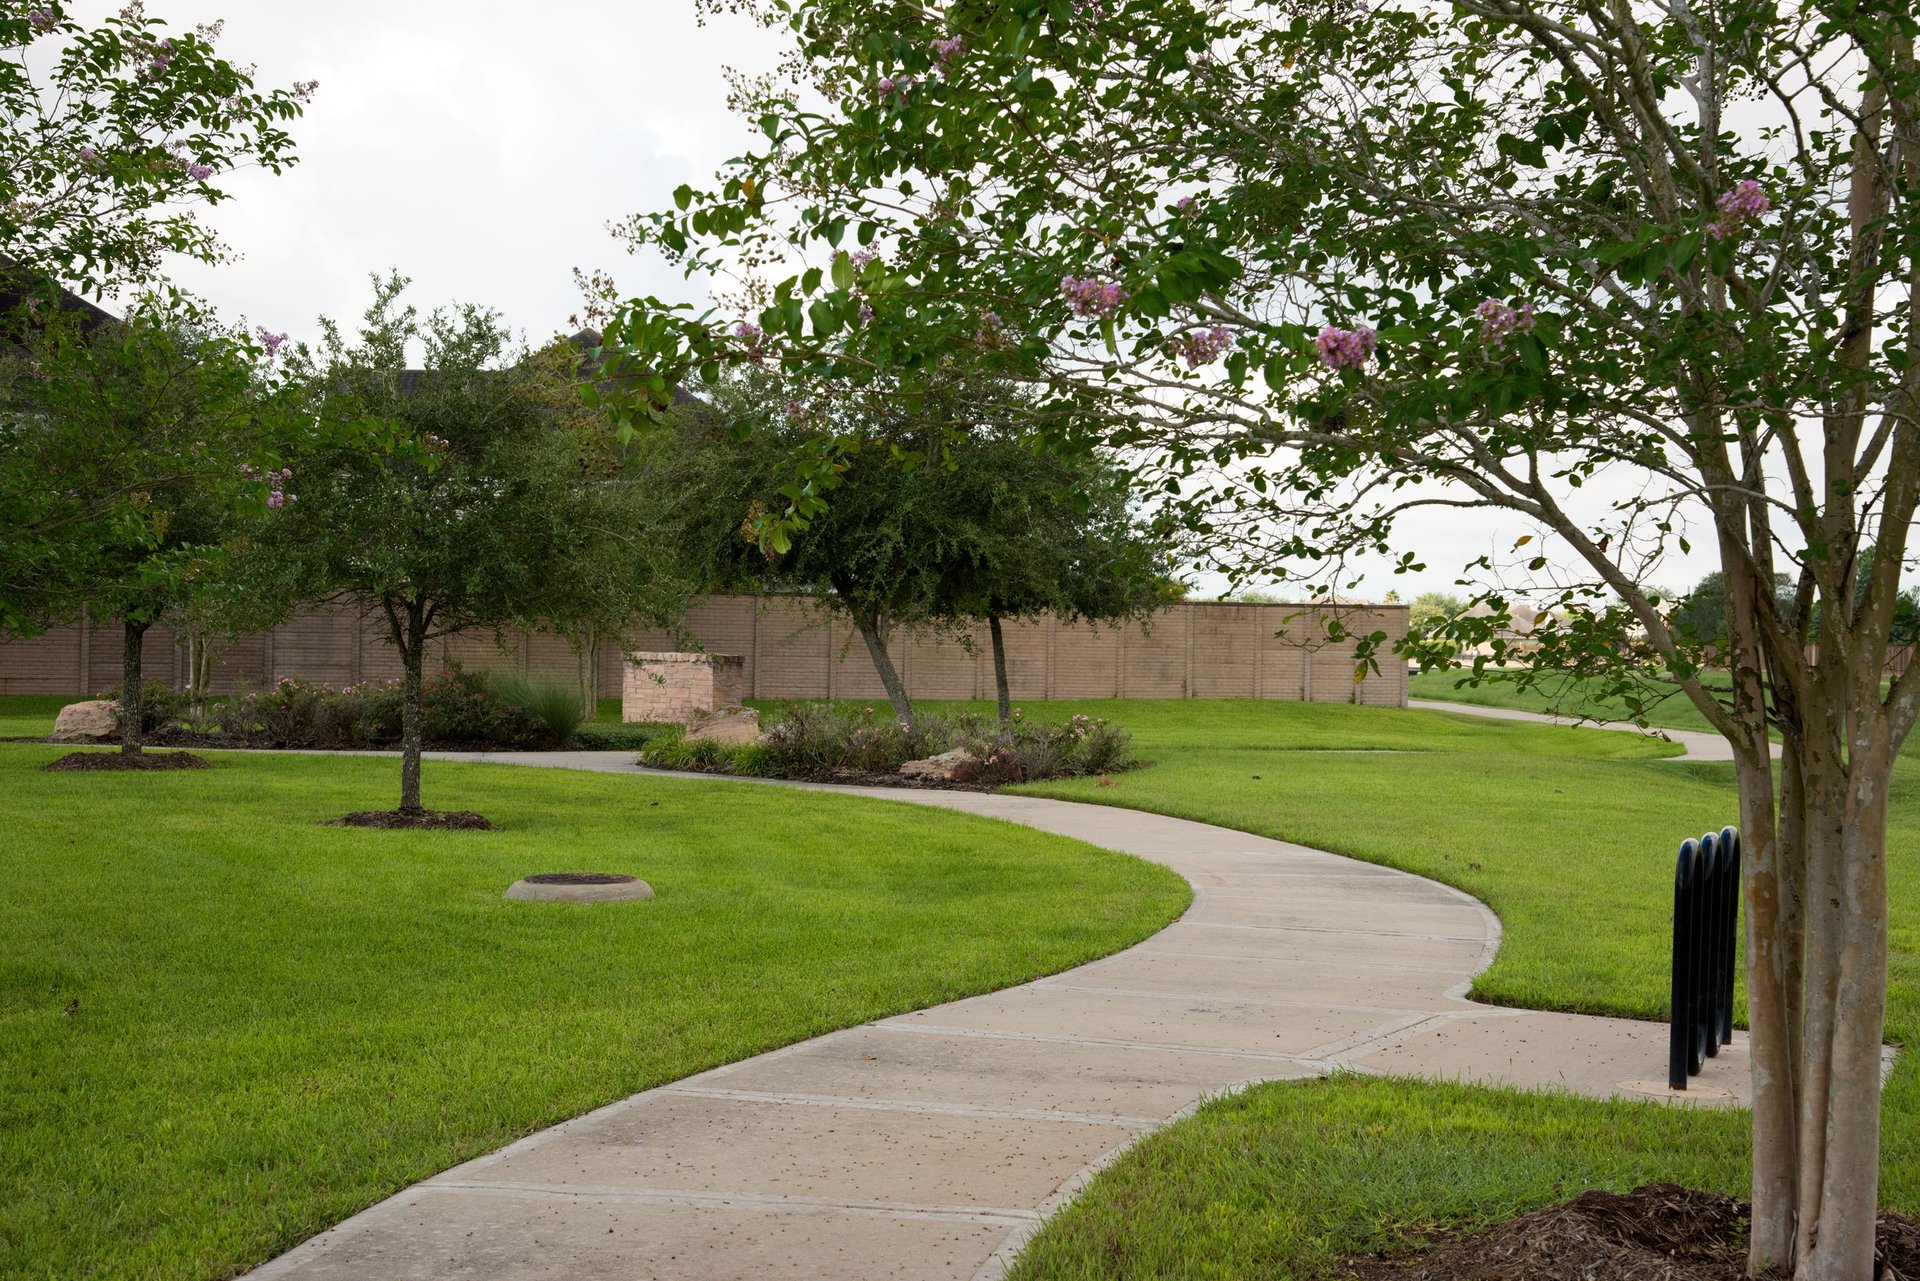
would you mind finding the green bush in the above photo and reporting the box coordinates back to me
[570,721,672,751]
[102,679,187,736]
[650,703,1138,785]
[481,672,586,746]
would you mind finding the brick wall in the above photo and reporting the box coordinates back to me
[623,652,746,723]
[0,596,1411,708]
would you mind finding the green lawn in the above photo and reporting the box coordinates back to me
[0,695,77,738]
[1410,667,1736,733]
[0,742,1186,1281]
[998,697,1919,1276]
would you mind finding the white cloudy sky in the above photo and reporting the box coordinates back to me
[121,0,1715,602]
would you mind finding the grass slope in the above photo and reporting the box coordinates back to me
[0,745,1186,1281]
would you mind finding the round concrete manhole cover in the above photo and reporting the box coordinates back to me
[505,872,654,903]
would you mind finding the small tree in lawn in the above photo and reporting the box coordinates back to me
[0,292,296,754]
[934,438,1177,725]
[2,3,313,296]
[260,274,676,820]
[605,2,1920,1273]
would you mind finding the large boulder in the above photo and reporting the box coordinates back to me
[684,707,762,747]
[50,699,117,743]
[900,748,980,783]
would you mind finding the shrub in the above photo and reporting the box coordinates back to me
[731,702,1136,785]
[102,679,187,735]
[638,730,731,771]
[481,672,586,747]
[570,721,672,751]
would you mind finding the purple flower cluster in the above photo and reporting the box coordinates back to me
[186,162,214,182]
[857,300,875,324]
[874,75,912,102]
[1707,179,1770,240]
[931,36,964,72]
[1174,194,1197,215]
[292,79,319,103]
[77,146,98,164]
[255,327,288,358]
[1474,299,1536,347]
[733,320,769,362]
[1061,275,1127,320]
[242,463,296,509]
[1170,325,1233,369]
[1315,324,1376,371]
[27,8,54,32]
[973,309,1005,348]
[849,248,880,269]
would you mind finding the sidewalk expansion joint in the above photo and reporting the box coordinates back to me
[421,1180,1041,1227]
[876,1020,1341,1067]
[656,1084,1158,1128]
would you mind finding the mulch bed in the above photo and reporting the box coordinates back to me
[1344,1184,1920,1281]
[325,809,497,830]
[41,750,212,772]
[646,760,1003,791]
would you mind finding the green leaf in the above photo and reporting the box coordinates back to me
[831,252,855,290]
[673,184,693,211]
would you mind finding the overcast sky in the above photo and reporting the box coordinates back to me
[124,1,1714,603]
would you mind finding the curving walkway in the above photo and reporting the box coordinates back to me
[1410,698,1780,762]
[247,750,1749,1281]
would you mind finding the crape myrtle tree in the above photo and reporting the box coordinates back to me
[262,275,678,818]
[0,292,297,751]
[2,1,313,295]
[599,1,1920,1274]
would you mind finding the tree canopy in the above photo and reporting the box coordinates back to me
[2,3,313,295]
[259,275,680,814]
[601,1,1920,1274]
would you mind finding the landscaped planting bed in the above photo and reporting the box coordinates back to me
[640,700,1136,787]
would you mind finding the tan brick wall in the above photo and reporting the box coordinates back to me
[0,595,1410,708]
[622,652,745,724]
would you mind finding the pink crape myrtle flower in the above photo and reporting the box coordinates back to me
[1315,324,1376,371]
[1706,179,1770,240]
[1061,275,1127,320]
[1170,325,1233,369]
[1474,299,1536,347]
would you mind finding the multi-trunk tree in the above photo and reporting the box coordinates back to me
[641,366,1172,726]
[602,1,1920,1275]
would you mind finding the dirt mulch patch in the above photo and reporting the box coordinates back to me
[1344,1184,1920,1281]
[41,750,212,772]
[324,809,496,831]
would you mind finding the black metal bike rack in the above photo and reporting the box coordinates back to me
[1669,826,1740,1089]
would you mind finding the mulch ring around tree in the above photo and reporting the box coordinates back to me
[41,750,212,772]
[325,809,497,831]
[1343,1184,1920,1281]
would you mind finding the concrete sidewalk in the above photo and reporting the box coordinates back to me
[1410,698,1779,762]
[247,756,1747,1281]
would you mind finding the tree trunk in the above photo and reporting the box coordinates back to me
[989,613,1012,725]
[119,618,149,756]
[387,597,429,815]
[855,614,913,726]
[1740,678,1893,1281]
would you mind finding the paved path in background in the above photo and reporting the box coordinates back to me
[248,750,1748,1281]
[1411,698,1781,762]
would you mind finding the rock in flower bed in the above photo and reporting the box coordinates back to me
[638,702,1135,788]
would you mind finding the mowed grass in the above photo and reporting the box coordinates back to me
[0,695,76,738]
[0,743,1187,1281]
[1005,1075,1753,1281]
[993,697,1919,1277]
